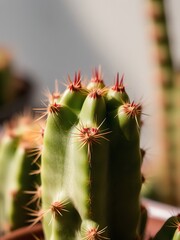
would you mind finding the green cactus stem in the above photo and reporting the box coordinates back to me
[41,76,85,239]
[65,89,109,232]
[107,101,142,240]
[39,71,143,240]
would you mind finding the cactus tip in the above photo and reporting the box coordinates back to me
[91,67,103,84]
[67,71,82,91]
[112,73,125,93]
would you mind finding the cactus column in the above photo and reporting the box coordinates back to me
[39,71,143,240]
[145,0,180,205]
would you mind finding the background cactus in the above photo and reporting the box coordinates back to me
[0,113,41,234]
[143,0,180,206]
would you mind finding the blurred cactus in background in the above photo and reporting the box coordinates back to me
[143,0,180,206]
[0,113,42,235]
[0,47,33,123]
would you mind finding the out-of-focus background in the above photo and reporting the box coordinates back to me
[0,0,179,161]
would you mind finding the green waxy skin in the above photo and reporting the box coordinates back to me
[107,102,142,240]
[65,91,109,232]
[41,103,78,239]
[79,92,106,126]
[60,88,86,114]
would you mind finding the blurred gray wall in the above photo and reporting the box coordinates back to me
[0,0,179,156]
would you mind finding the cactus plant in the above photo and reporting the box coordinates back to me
[28,69,144,240]
[142,0,180,206]
[2,69,180,240]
